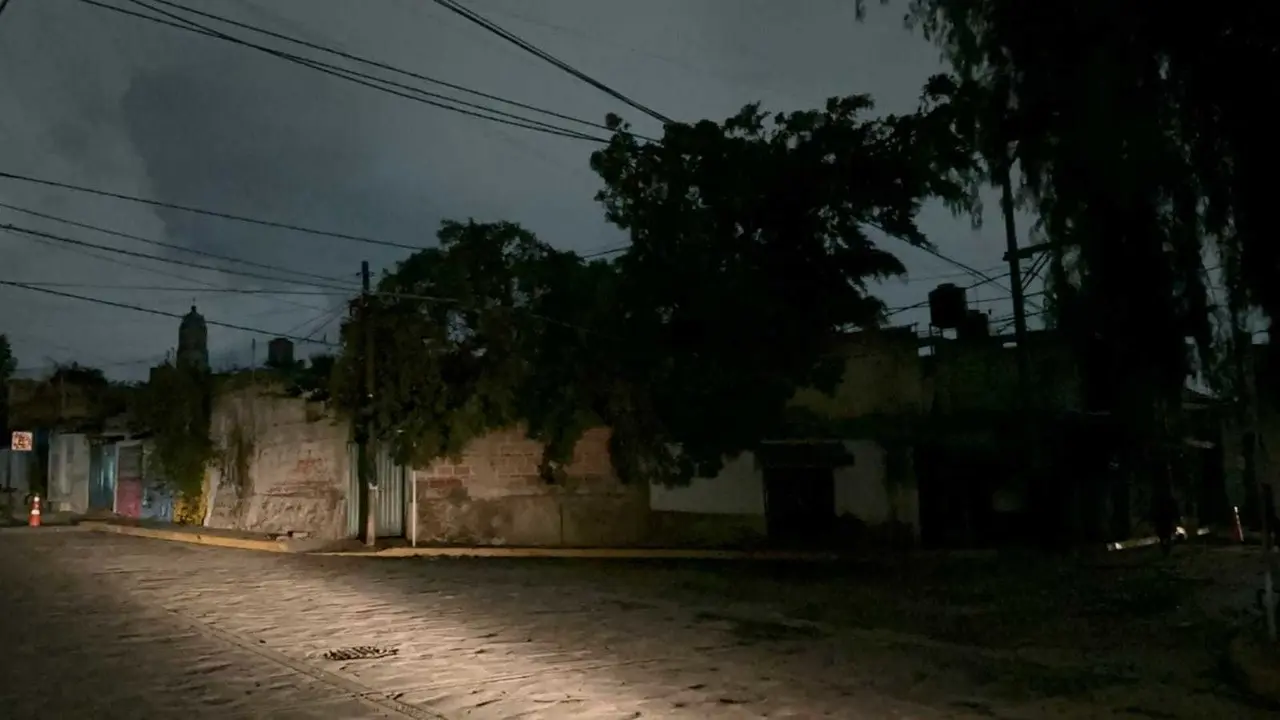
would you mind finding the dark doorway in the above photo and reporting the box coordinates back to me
[763,466,836,548]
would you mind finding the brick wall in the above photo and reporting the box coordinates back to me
[410,427,649,546]
[204,386,350,539]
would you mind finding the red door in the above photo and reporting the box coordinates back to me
[114,444,144,518]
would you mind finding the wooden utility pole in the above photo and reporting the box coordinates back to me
[999,169,1032,394]
[359,261,377,548]
[1236,330,1276,642]
[998,166,1042,541]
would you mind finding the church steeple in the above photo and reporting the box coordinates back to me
[177,305,208,371]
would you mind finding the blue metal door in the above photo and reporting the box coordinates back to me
[88,444,116,512]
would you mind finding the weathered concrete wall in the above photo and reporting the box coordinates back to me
[791,327,926,419]
[205,386,350,540]
[932,331,1083,414]
[834,439,919,541]
[410,427,649,547]
[648,452,768,547]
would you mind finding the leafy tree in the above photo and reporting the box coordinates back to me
[866,0,1280,537]
[334,220,610,475]
[134,362,214,502]
[588,99,972,481]
[337,101,974,485]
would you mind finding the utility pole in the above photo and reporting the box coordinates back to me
[1236,330,1276,642]
[999,169,1032,392]
[997,165,1042,541]
[359,261,377,548]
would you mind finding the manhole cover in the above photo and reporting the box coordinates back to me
[322,645,399,661]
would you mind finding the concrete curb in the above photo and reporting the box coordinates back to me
[79,522,842,561]
[0,524,90,533]
[1226,632,1280,707]
[318,546,842,560]
[81,521,295,553]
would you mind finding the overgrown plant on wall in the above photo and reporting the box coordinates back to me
[134,362,215,507]
[334,97,967,485]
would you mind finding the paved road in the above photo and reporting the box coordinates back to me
[0,529,1272,719]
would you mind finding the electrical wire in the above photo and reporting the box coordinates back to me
[0,282,352,296]
[0,167,421,251]
[0,200,357,287]
[83,0,609,143]
[427,0,674,125]
[885,272,1014,317]
[138,0,619,136]
[0,223,359,293]
[0,280,340,346]
[2,230,333,314]
[299,305,348,342]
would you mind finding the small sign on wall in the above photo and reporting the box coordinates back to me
[10,431,33,452]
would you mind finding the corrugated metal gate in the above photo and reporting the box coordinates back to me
[346,443,406,538]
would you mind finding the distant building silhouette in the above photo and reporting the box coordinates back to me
[177,305,209,371]
[267,338,295,368]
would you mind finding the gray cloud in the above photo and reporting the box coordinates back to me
[0,0,1039,379]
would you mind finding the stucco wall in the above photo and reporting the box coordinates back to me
[791,327,926,419]
[647,452,768,547]
[205,386,350,540]
[410,427,649,547]
[834,439,919,540]
[644,443,917,547]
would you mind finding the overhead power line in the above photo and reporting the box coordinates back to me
[81,0,609,143]
[428,0,674,126]
[138,0,618,136]
[0,280,340,346]
[0,223,357,292]
[0,167,421,251]
[0,200,357,287]
[0,282,352,296]
[885,272,1014,317]
[3,229,329,313]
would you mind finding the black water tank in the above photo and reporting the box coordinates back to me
[928,283,967,329]
[958,309,990,340]
[267,337,295,368]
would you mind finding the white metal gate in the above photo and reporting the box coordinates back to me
[346,443,406,538]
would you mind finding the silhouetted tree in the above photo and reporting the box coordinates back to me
[589,99,973,482]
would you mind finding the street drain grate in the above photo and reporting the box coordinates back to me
[322,645,399,662]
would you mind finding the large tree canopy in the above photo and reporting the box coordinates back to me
[890,1,1280,394]
[333,219,616,476]
[589,98,971,480]
[337,97,969,484]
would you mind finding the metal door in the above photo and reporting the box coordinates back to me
[345,443,406,538]
[88,444,116,512]
[346,443,361,538]
[374,448,405,537]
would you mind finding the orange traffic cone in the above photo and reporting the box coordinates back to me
[1231,505,1244,543]
[28,495,41,528]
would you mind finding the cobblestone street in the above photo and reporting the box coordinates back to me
[0,529,1273,719]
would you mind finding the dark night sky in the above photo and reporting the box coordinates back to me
[0,0,1038,379]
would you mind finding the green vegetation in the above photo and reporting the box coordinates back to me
[134,362,215,502]
[335,100,966,484]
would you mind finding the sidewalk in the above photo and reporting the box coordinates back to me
[80,517,846,560]
[1228,630,1280,706]
[80,519,342,553]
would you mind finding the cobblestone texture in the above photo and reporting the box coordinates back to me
[1,530,1273,719]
